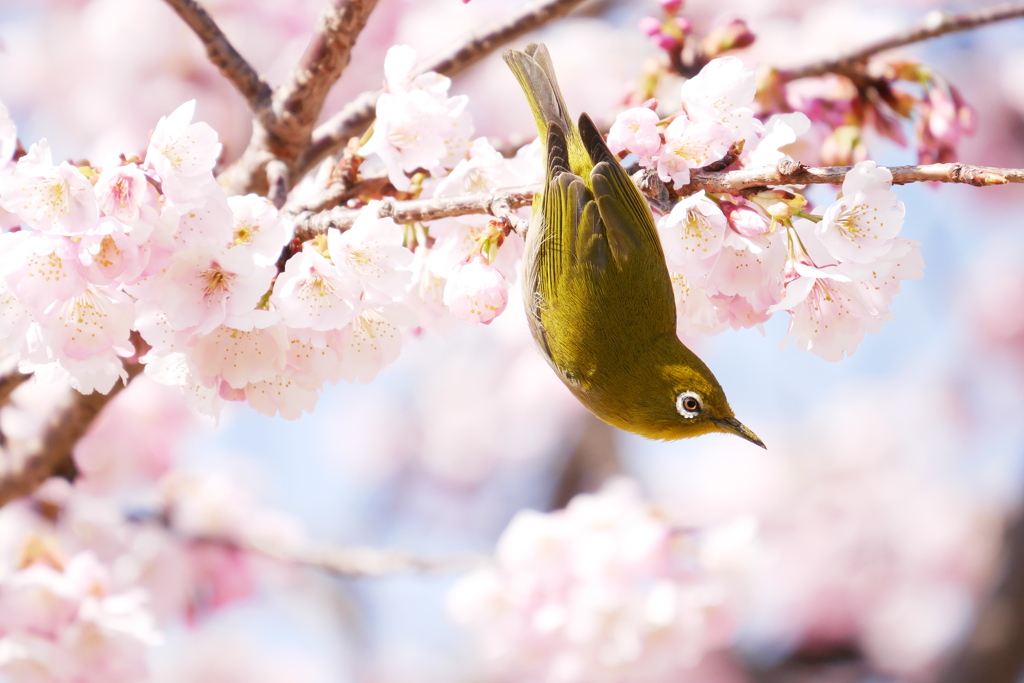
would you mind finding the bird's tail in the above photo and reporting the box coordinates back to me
[502,43,589,177]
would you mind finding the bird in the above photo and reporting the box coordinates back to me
[503,43,764,447]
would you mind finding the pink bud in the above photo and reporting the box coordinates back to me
[673,17,693,35]
[443,257,508,326]
[660,0,683,12]
[655,33,681,52]
[639,16,663,37]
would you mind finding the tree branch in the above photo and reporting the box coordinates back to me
[292,161,1023,233]
[162,0,272,111]
[230,536,487,578]
[268,0,380,153]
[295,0,594,180]
[0,370,31,407]
[781,2,1024,80]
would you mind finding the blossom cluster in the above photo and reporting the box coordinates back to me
[608,57,922,360]
[0,44,532,417]
[447,479,754,683]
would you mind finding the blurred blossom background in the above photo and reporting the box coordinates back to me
[2,0,1024,682]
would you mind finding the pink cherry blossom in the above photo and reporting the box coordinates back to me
[188,312,288,390]
[335,307,405,383]
[772,262,871,361]
[443,256,508,325]
[270,244,360,331]
[448,479,743,683]
[817,161,906,263]
[94,164,150,224]
[157,243,274,334]
[244,369,321,420]
[657,118,732,189]
[745,113,811,167]
[144,100,222,210]
[657,190,728,274]
[0,140,99,234]
[77,217,149,286]
[607,107,663,159]
[2,231,88,314]
[328,203,413,305]
[671,272,726,337]
[680,57,763,146]
[360,47,473,192]
[227,194,291,266]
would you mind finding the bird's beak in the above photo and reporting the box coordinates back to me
[713,417,766,449]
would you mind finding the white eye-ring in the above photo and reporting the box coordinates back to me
[676,391,703,419]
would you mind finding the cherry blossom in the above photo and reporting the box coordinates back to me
[0,140,99,234]
[448,479,745,683]
[656,118,732,189]
[94,164,150,225]
[226,194,291,266]
[443,256,508,325]
[680,56,763,146]
[657,190,729,274]
[607,107,663,159]
[270,243,360,331]
[144,100,222,210]
[327,201,413,305]
[817,161,906,263]
[360,46,473,191]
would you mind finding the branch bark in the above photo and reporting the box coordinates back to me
[0,360,144,510]
[162,0,272,110]
[293,161,1023,233]
[219,0,381,196]
[781,2,1024,80]
[294,0,594,180]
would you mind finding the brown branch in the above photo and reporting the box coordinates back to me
[0,370,31,406]
[266,160,289,209]
[292,161,1022,233]
[269,0,380,152]
[781,2,1024,80]
[162,0,272,110]
[294,0,593,180]
[0,360,145,510]
[938,508,1024,683]
[292,185,536,237]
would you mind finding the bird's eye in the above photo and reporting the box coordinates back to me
[676,391,703,419]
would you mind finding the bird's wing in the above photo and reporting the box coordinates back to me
[578,113,666,267]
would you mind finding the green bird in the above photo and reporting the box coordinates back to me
[503,43,764,447]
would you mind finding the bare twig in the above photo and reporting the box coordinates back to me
[781,2,1024,80]
[550,414,621,510]
[293,185,536,236]
[295,0,593,180]
[0,360,145,510]
[938,509,1024,683]
[238,537,487,578]
[292,161,1023,233]
[162,0,272,110]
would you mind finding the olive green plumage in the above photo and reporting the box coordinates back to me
[503,43,763,446]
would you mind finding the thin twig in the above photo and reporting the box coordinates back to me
[0,360,145,510]
[781,2,1024,80]
[240,537,487,578]
[295,0,593,180]
[292,161,1022,232]
[293,185,536,235]
[162,0,272,110]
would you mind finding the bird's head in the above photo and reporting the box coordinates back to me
[594,336,765,447]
